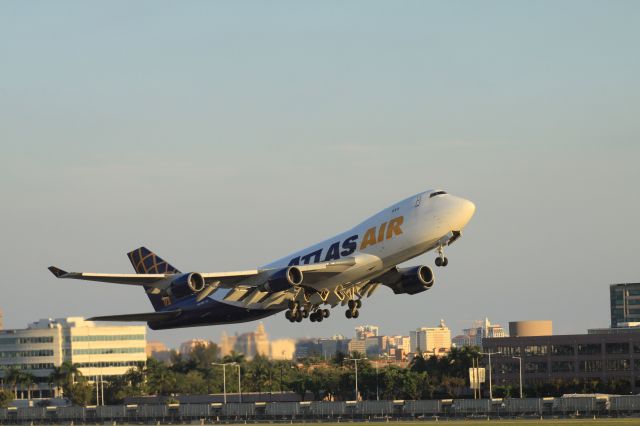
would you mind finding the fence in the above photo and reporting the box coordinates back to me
[2,396,640,423]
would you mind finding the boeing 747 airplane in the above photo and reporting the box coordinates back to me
[49,189,475,329]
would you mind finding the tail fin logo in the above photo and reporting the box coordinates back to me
[127,247,180,274]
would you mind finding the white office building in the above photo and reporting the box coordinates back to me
[0,317,146,399]
[409,320,451,356]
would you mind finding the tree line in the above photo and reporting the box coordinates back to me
[1,343,634,407]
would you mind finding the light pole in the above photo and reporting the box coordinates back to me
[347,358,365,401]
[480,352,498,399]
[235,364,242,403]
[212,362,237,404]
[512,356,523,399]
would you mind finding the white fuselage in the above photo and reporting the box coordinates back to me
[205,189,474,309]
[260,190,475,293]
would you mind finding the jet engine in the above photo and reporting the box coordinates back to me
[166,272,206,299]
[260,266,303,293]
[385,265,434,295]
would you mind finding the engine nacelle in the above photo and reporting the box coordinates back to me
[167,272,206,299]
[260,266,303,293]
[388,265,434,295]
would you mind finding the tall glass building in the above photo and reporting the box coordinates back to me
[610,283,640,327]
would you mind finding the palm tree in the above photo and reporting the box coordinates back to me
[3,367,22,399]
[222,351,245,364]
[59,361,82,387]
[21,372,36,401]
[48,366,67,398]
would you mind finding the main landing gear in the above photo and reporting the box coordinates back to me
[435,246,449,267]
[285,301,329,323]
[345,299,362,319]
[310,308,330,323]
[285,301,304,323]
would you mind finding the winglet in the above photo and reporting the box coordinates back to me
[48,266,68,278]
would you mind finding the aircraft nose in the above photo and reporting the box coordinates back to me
[453,197,476,229]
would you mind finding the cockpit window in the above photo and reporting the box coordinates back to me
[429,191,447,198]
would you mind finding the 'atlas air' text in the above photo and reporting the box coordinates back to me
[288,216,404,265]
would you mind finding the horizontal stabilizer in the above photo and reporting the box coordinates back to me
[88,310,181,322]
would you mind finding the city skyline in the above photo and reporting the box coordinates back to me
[2,1,639,348]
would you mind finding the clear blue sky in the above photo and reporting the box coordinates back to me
[1,1,639,348]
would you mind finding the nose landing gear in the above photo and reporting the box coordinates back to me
[435,246,449,267]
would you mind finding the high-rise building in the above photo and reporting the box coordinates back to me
[0,317,146,399]
[219,331,237,358]
[610,283,640,327]
[179,339,213,356]
[295,339,322,359]
[220,324,293,360]
[270,339,296,360]
[233,323,270,359]
[387,335,410,360]
[347,338,366,355]
[146,340,171,362]
[318,335,350,359]
[355,325,379,340]
[453,318,507,348]
[410,319,451,356]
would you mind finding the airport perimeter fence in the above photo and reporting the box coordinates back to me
[2,396,640,423]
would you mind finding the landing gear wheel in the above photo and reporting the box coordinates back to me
[442,257,449,267]
[435,257,443,267]
[352,309,360,318]
[346,309,353,319]
[323,309,330,318]
[295,310,303,322]
[285,310,292,320]
[310,314,316,322]
[348,300,355,309]
[355,300,362,309]
[316,313,323,322]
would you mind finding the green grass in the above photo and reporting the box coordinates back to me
[277,421,640,426]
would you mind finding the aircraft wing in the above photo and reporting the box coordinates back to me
[48,266,167,285]
[48,266,259,287]
[88,310,182,322]
[48,257,356,289]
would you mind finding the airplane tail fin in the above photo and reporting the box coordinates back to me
[127,247,180,311]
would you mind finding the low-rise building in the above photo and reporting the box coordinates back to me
[484,330,640,393]
[0,317,146,399]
